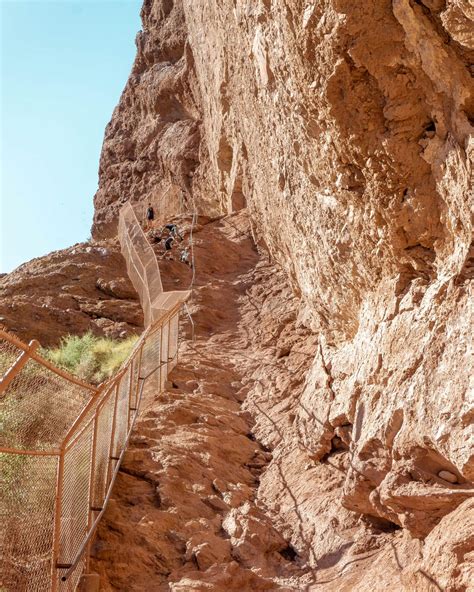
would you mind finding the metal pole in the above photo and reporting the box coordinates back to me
[126,361,133,431]
[167,319,171,362]
[0,446,60,456]
[159,325,164,391]
[85,414,99,572]
[0,339,39,394]
[166,319,171,382]
[59,379,146,583]
[134,344,144,407]
[176,311,180,367]
[0,331,97,392]
[51,451,65,592]
[105,384,120,489]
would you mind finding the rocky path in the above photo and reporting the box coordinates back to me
[90,210,456,592]
[90,211,310,590]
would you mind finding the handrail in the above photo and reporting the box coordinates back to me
[58,377,146,581]
[0,328,98,393]
[0,301,183,592]
[0,201,192,592]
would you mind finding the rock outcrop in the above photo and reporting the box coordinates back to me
[92,1,206,239]
[0,241,142,346]
[92,210,473,591]
[92,0,473,569]
[3,0,473,589]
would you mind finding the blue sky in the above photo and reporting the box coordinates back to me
[0,0,142,272]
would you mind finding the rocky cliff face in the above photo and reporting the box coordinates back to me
[4,0,472,589]
[89,0,474,589]
[0,241,142,346]
[92,1,205,239]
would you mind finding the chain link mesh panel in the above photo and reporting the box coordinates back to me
[129,356,141,428]
[0,453,57,592]
[141,327,161,395]
[91,391,115,509]
[160,322,170,391]
[119,203,163,327]
[0,356,93,452]
[168,313,179,371]
[0,337,21,376]
[56,423,93,591]
[112,368,131,459]
[1,198,189,592]
[118,202,190,328]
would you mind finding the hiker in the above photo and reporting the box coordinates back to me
[180,247,192,267]
[164,236,174,251]
[164,223,183,241]
[161,235,174,260]
[145,203,155,230]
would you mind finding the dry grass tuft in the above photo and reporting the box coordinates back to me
[42,332,139,384]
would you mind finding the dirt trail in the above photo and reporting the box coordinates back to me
[91,210,442,591]
[90,211,313,590]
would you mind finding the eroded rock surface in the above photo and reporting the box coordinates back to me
[0,241,142,346]
[90,4,473,584]
[4,0,473,588]
[90,211,472,591]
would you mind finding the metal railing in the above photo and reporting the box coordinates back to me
[1,201,191,591]
[0,303,181,591]
[118,202,191,326]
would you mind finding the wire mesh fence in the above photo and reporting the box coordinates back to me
[118,202,191,328]
[118,202,163,328]
[1,201,190,591]
[0,303,182,592]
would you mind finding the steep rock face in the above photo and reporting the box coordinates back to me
[0,241,142,346]
[89,0,473,588]
[91,211,472,591]
[94,1,473,325]
[183,0,473,337]
[92,1,207,239]
[188,0,473,568]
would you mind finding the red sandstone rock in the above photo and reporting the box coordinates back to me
[0,240,142,346]
[4,0,473,588]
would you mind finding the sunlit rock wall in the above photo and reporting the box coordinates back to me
[92,1,473,583]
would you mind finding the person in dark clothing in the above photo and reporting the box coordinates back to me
[164,223,183,241]
[162,235,174,260]
[145,203,155,230]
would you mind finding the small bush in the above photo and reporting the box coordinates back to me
[42,332,139,385]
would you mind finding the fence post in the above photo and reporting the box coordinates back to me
[176,311,180,367]
[106,384,120,488]
[0,339,39,395]
[51,451,65,592]
[167,318,171,364]
[127,359,134,431]
[134,343,144,404]
[85,414,99,572]
[161,322,168,389]
[159,325,164,390]
[136,343,144,386]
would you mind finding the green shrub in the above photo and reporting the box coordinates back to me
[42,332,139,385]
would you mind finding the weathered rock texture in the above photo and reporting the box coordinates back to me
[4,0,473,589]
[92,211,473,591]
[92,1,205,239]
[92,0,473,570]
[0,241,142,346]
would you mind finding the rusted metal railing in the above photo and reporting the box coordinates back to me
[0,201,191,591]
[0,302,182,591]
